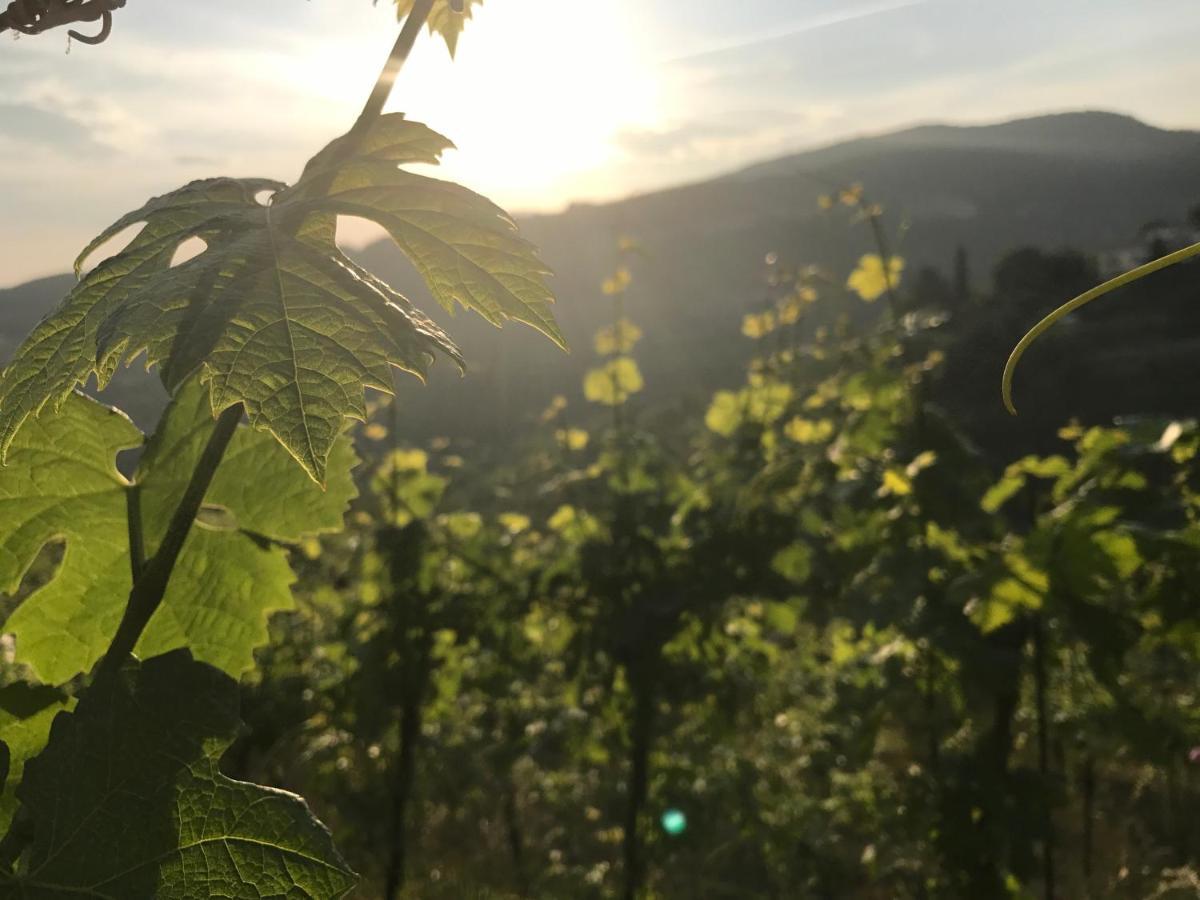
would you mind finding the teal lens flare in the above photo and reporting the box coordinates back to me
[661,808,687,835]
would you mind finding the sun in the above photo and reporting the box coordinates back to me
[291,1,661,214]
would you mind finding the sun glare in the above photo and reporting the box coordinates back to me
[295,1,660,216]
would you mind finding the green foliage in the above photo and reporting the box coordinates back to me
[847,253,905,302]
[2,17,1197,891]
[0,395,141,683]
[0,9,565,894]
[583,357,643,406]
[0,112,561,483]
[1,651,356,897]
[231,208,1200,898]
[0,383,355,684]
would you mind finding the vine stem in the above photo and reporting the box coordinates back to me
[94,0,436,681]
[1002,238,1200,415]
[864,205,901,320]
[96,403,242,683]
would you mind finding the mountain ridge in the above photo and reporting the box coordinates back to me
[3,110,1198,444]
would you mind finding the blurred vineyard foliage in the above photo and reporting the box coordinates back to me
[206,188,1200,898]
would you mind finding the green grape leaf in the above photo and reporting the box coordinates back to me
[0,650,356,896]
[0,113,557,484]
[0,683,72,835]
[142,378,359,545]
[0,396,141,683]
[303,112,454,173]
[286,114,563,351]
[0,179,277,463]
[0,386,357,684]
[393,0,484,57]
[90,219,455,484]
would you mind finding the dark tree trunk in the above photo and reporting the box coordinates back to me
[1081,754,1095,894]
[384,675,426,900]
[622,670,656,900]
[1033,616,1056,900]
[502,770,528,895]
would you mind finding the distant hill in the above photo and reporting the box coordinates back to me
[3,110,1199,445]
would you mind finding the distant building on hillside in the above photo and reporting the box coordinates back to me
[1098,218,1200,278]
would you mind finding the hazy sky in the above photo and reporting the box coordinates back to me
[1,0,1198,287]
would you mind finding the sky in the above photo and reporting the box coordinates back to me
[1,0,1199,287]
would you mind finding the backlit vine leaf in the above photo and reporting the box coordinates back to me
[594,318,642,356]
[0,397,140,684]
[285,115,563,351]
[705,391,742,437]
[0,113,559,484]
[584,358,643,406]
[846,254,904,302]
[0,650,356,896]
[0,385,357,684]
[393,0,484,57]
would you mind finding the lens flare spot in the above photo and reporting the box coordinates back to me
[661,808,687,836]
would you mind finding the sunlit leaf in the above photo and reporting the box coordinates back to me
[556,427,589,451]
[879,468,913,497]
[440,511,482,540]
[393,0,483,57]
[0,386,356,684]
[705,391,741,437]
[846,254,904,302]
[0,113,560,484]
[783,416,834,444]
[290,116,562,353]
[498,512,530,535]
[594,318,642,355]
[742,312,776,339]
[745,378,792,425]
[583,358,643,406]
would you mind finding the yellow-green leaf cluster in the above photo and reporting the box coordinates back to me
[584,358,644,407]
[594,318,642,355]
[394,0,483,57]
[846,254,905,302]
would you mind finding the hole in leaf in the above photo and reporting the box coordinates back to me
[196,504,239,532]
[115,447,143,480]
[335,215,387,255]
[170,236,207,268]
[6,539,65,605]
[77,222,141,276]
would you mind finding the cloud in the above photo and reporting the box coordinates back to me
[617,107,844,165]
[664,0,930,64]
[173,154,225,167]
[0,103,100,150]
